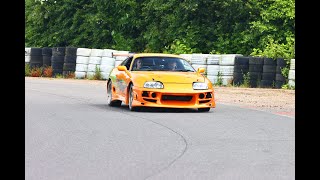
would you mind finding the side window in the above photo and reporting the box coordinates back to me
[120,58,129,66]
[124,57,133,70]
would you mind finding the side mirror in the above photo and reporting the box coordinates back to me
[197,67,205,73]
[117,66,127,71]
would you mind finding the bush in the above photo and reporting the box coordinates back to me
[30,67,42,77]
[43,66,53,77]
[25,64,31,76]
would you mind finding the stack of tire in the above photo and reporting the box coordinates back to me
[87,49,103,78]
[206,54,220,84]
[219,54,242,85]
[100,49,116,80]
[275,58,287,88]
[51,47,66,77]
[63,47,77,76]
[190,54,208,73]
[42,47,52,67]
[25,48,31,65]
[248,57,264,88]
[28,48,43,69]
[179,54,192,63]
[75,48,92,79]
[260,58,277,88]
[233,56,249,86]
[288,59,295,87]
[114,50,130,67]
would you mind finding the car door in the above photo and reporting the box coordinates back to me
[115,57,133,99]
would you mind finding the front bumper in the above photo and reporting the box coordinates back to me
[131,86,216,109]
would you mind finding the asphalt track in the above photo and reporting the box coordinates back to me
[25,78,295,180]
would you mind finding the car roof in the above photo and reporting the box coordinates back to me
[133,53,182,59]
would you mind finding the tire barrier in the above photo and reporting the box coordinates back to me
[87,51,103,79]
[219,54,242,85]
[42,47,52,67]
[233,56,249,85]
[26,47,294,89]
[102,49,116,58]
[75,48,91,79]
[29,48,43,68]
[191,54,208,65]
[248,57,264,87]
[179,54,192,63]
[288,59,295,87]
[207,55,220,65]
[260,58,276,88]
[25,47,31,65]
[51,47,66,76]
[100,56,116,80]
[275,58,287,88]
[63,47,77,76]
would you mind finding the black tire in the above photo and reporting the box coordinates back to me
[30,55,43,64]
[263,65,276,73]
[249,80,258,88]
[107,81,122,107]
[64,56,77,63]
[249,57,264,65]
[63,63,76,71]
[30,48,42,56]
[263,58,276,65]
[128,84,140,111]
[52,47,66,56]
[249,72,262,81]
[262,72,275,81]
[276,58,286,66]
[42,47,52,56]
[234,57,249,65]
[275,74,286,82]
[275,81,285,89]
[234,65,249,73]
[276,65,286,74]
[52,63,63,69]
[249,65,263,72]
[65,47,78,56]
[260,80,274,88]
[51,56,64,63]
[29,63,42,69]
[52,69,63,76]
[198,108,210,112]
[43,56,51,66]
[233,72,245,79]
[233,77,244,86]
[63,71,75,77]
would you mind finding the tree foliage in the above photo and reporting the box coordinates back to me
[25,0,295,58]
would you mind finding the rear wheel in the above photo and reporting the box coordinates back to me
[107,81,121,106]
[198,108,210,112]
[128,84,139,111]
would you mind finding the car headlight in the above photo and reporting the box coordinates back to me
[144,81,164,89]
[193,82,208,90]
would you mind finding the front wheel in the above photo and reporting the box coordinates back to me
[198,108,210,112]
[128,84,139,111]
[107,81,121,106]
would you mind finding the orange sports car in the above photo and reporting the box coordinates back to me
[106,53,216,112]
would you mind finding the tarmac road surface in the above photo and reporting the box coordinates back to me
[25,78,294,180]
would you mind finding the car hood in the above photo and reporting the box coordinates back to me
[130,71,205,87]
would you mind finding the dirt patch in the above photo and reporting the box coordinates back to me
[214,86,295,117]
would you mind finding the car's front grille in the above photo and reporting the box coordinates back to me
[161,95,193,101]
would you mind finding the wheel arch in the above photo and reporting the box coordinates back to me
[125,81,134,105]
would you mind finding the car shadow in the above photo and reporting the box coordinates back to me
[91,104,210,113]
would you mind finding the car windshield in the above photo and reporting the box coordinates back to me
[131,57,195,72]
